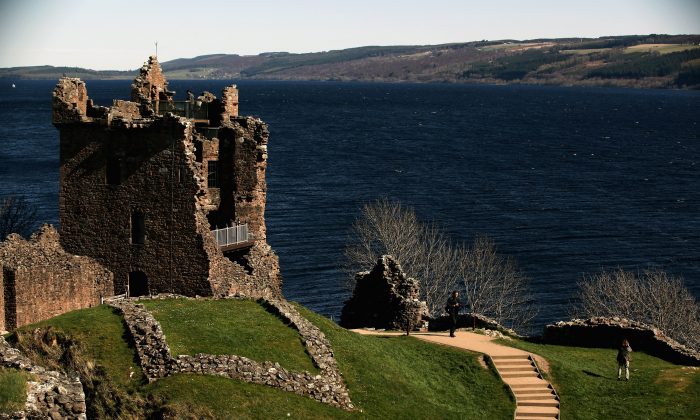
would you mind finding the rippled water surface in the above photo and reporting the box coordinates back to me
[1,79,698,328]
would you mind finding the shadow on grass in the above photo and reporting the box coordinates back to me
[114,306,148,386]
[582,370,606,378]
[257,299,319,371]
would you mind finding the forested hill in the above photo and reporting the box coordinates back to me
[2,34,699,89]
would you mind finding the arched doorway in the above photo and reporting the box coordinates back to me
[128,271,149,297]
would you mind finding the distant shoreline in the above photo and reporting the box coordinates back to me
[2,34,699,90]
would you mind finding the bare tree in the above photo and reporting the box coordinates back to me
[0,195,38,240]
[575,268,700,351]
[344,198,536,333]
[458,235,537,332]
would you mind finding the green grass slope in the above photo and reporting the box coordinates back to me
[0,368,29,413]
[500,339,700,420]
[296,305,514,419]
[6,301,513,419]
[142,299,318,373]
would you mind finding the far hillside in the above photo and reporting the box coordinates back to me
[1,34,699,89]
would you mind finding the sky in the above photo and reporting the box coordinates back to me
[1,0,699,70]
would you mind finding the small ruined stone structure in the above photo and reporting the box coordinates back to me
[544,317,700,366]
[0,225,112,332]
[53,56,280,299]
[341,255,427,330]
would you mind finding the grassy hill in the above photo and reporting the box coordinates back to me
[2,34,699,89]
[2,299,698,418]
[2,300,513,419]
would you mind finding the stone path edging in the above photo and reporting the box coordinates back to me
[0,336,87,420]
[353,329,560,420]
[107,295,354,411]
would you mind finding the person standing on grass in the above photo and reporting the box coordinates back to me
[445,291,461,337]
[617,338,632,381]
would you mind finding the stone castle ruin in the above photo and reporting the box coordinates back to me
[1,56,281,330]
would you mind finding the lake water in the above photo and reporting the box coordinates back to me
[1,79,698,329]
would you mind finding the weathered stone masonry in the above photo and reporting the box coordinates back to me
[108,295,354,410]
[0,225,113,332]
[53,56,281,300]
[0,336,87,419]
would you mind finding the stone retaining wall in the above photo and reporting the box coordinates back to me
[107,295,354,410]
[0,336,86,419]
[428,312,518,336]
[543,317,700,366]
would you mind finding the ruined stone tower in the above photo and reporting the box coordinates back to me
[52,56,280,298]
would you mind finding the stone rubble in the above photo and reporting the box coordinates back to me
[106,295,354,411]
[0,336,86,420]
[544,317,700,366]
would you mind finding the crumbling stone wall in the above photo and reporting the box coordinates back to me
[52,78,88,124]
[54,56,281,300]
[220,85,239,121]
[131,55,171,105]
[340,255,428,330]
[108,295,354,410]
[544,318,700,366]
[0,336,87,419]
[0,225,113,332]
[428,312,518,336]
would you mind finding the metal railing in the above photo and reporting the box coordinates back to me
[154,100,209,120]
[212,224,250,247]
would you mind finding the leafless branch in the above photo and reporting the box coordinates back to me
[0,195,38,240]
[575,268,700,351]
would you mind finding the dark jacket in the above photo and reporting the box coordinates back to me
[445,296,460,316]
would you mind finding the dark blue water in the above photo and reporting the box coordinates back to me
[1,79,699,328]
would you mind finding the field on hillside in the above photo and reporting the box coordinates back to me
[2,301,513,419]
[624,43,700,55]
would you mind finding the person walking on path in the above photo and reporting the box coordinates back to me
[445,291,461,337]
[617,338,632,381]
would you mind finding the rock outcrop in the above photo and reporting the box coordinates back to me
[0,336,86,419]
[544,317,700,366]
[340,255,428,330]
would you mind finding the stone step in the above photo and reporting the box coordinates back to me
[491,354,530,360]
[501,372,540,378]
[510,382,551,389]
[519,400,560,408]
[512,388,554,395]
[498,360,535,366]
[499,366,536,372]
[514,416,558,420]
[515,406,559,417]
[518,395,558,401]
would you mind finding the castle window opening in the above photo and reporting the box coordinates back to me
[3,268,18,331]
[128,270,149,297]
[131,211,145,244]
[106,158,121,185]
[194,140,203,162]
[207,160,219,188]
